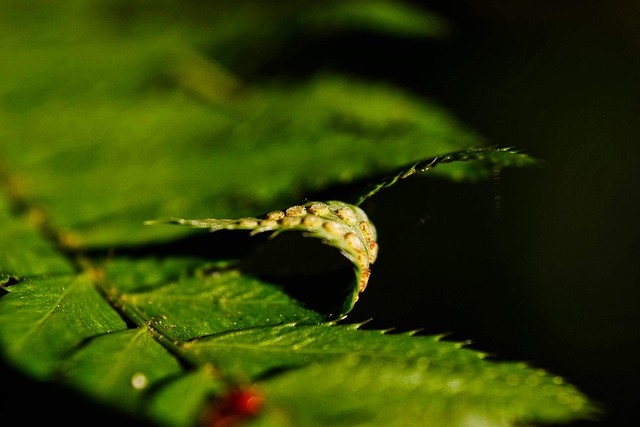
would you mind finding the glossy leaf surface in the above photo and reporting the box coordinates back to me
[0,1,595,426]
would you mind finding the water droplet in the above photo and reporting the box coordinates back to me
[131,372,148,390]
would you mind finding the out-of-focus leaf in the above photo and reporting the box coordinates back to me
[62,328,183,413]
[0,1,478,249]
[0,195,73,278]
[298,0,449,37]
[256,354,592,426]
[146,367,226,427]
[0,72,482,248]
[182,323,595,426]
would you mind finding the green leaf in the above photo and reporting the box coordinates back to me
[62,328,183,413]
[185,324,594,425]
[298,0,449,37]
[258,355,591,426]
[145,367,226,427]
[183,323,469,380]
[0,196,73,278]
[0,72,482,248]
[146,200,378,315]
[143,147,538,315]
[0,2,596,426]
[355,146,540,205]
[0,273,127,378]
[105,267,328,339]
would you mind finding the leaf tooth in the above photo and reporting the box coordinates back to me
[349,318,373,330]
[453,339,475,349]
[433,333,450,342]
[326,315,348,326]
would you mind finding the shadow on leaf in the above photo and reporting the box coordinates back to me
[84,230,356,316]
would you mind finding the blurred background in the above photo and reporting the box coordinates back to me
[2,1,638,426]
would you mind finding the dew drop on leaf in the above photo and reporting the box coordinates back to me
[130,372,148,390]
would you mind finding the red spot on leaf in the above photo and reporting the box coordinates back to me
[201,386,264,427]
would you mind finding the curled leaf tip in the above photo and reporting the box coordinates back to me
[356,146,540,205]
[144,147,536,313]
[146,200,378,314]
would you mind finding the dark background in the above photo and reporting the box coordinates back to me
[333,1,640,426]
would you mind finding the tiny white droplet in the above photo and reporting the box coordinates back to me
[131,372,148,390]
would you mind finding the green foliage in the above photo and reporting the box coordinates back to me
[0,1,596,426]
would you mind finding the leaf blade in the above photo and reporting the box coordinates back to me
[0,274,127,378]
